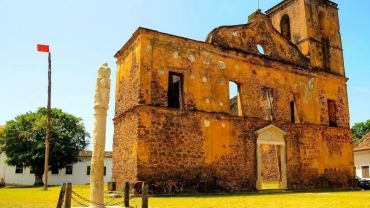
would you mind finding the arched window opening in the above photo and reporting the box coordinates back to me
[280,14,291,40]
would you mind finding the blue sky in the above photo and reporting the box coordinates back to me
[1,0,369,151]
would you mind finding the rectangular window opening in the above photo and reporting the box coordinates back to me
[15,165,23,174]
[104,166,106,176]
[168,72,183,109]
[328,99,337,127]
[290,101,295,123]
[66,165,73,175]
[263,87,274,121]
[229,81,242,116]
[362,166,370,178]
[322,38,330,71]
[290,93,300,124]
[51,166,59,175]
[87,166,91,176]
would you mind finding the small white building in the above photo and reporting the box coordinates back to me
[354,132,370,180]
[0,151,112,185]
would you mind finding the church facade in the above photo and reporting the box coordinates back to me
[112,0,354,193]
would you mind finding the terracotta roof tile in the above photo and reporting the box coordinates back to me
[354,132,370,152]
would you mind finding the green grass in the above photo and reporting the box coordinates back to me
[1,185,370,208]
[0,185,60,208]
[261,182,280,190]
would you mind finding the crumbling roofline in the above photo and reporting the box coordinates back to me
[114,27,348,81]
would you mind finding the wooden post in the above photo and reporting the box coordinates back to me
[56,183,66,208]
[44,52,52,190]
[124,182,130,208]
[142,182,148,208]
[64,183,72,208]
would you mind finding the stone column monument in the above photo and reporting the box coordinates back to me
[90,63,111,208]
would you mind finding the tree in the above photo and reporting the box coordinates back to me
[352,119,370,142]
[0,108,89,186]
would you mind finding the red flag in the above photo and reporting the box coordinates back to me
[37,44,49,53]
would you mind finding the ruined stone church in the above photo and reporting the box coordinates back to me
[112,0,354,193]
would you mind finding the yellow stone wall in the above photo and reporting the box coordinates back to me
[115,30,349,127]
[112,0,354,192]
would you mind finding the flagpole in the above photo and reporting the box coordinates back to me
[44,52,51,190]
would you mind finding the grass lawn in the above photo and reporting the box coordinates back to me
[1,185,370,208]
[261,182,280,190]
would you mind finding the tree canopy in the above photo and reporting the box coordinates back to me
[352,119,370,142]
[0,108,89,185]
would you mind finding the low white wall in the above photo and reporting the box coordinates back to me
[354,150,370,180]
[0,153,112,185]
[0,153,5,179]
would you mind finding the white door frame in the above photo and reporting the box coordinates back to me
[255,124,287,190]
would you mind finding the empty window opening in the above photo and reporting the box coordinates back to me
[15,165,23,174]
[280,14,291,40]
[66,165,73,175]
[328,100,337,127]
[322,38,330,71]
[257,44,265,55]
[261,144,281,190]
[290,93,300,123]
[229,81,242,116]
[87,166,91,176]
[168,72,183,109]
[104,166,107,176]
[263,87,274,121]
[362,166,370,178]
[290,101,295,123]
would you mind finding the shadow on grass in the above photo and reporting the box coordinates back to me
[152,189,365,199]
[4,184,59,189]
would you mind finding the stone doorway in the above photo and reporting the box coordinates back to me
[261,144,281,189]
[255,125,287,190]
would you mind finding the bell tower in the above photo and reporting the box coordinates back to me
[266,0,345,76]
